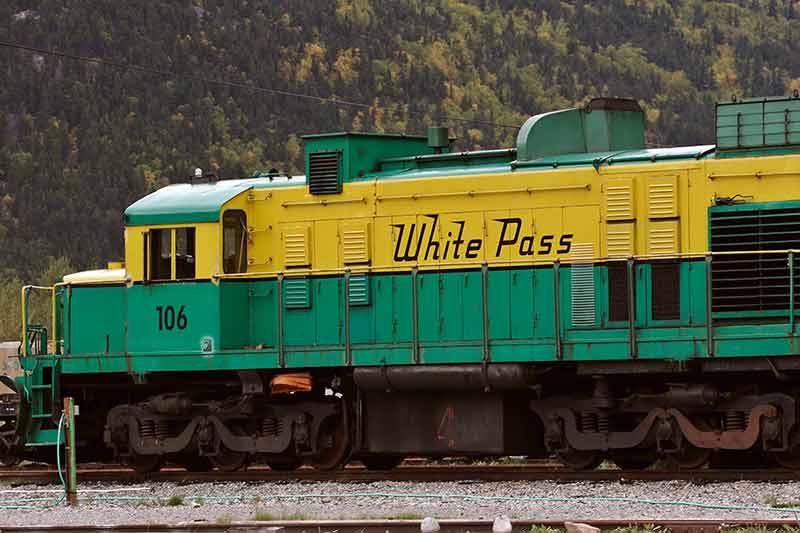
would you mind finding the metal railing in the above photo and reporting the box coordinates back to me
[20,284,62,357]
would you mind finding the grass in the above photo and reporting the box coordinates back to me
[166,495,184,506]
[251,509,309,521]
[722,528,798,533]
[385,512,424,520]
[215,514,235,525]
[529,527,562,533]
[763,495,800,509]
[596,459,620,471]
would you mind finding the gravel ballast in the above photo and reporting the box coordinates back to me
[1,479,799,526]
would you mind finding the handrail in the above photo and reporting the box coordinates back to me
[20,285,56,357]
[213,248,800,280]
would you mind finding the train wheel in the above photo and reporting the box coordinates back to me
[556,449,603,470]
[209,445,249,472]
[361,455,405,470]
[667,418,711,470]
[266,456,304,471]
[311,416,349,471]
[179,455,212,472]
[126,454,162,474]
[610,449,657,470]
[667,445,711,470]
[773,428,800,469]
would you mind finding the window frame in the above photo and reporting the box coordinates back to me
[222,210,248,274]
[144,226,197,281]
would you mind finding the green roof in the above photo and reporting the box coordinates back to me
[124,179,256,226]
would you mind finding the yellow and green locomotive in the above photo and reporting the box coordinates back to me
[6,95,800,471]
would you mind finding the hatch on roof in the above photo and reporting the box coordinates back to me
[516,98,645,163]
[124,180,254,226]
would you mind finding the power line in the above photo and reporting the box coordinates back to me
[0,39,521,130]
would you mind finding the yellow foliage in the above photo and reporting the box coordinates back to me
[333,48,361,84]
[426,40,452,76]
[335,0,374,27]
[712,44,739,97]
[296,42,327,83]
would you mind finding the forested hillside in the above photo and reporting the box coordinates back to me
[1,0,799,336]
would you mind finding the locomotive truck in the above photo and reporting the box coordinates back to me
[5,95,800,471]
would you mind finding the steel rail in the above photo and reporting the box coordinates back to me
[3,464,800,484]
[2,519,800,533]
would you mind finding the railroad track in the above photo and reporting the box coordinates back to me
[0,519,798,533]
[2,462,800,484]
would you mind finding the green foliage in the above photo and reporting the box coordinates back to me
[0,0,799,289]
[166,495,184,506]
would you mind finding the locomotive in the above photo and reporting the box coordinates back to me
[5,94,800,471]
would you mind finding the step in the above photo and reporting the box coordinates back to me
[24,428,62,448]
[30,385,52,390]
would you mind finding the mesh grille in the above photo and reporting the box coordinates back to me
[308,151,341,195]
[710,206,800,312]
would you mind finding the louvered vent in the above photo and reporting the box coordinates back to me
[283,277,312,309]
[348,273,370,306]
[308,151,341,195]
[710,205,800,313]
[571,243,596,326]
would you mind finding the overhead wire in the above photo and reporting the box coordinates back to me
[0,39,521,130]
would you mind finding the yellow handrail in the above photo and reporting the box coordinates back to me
[20,285,56,357]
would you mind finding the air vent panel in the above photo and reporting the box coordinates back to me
[309,151,341,195]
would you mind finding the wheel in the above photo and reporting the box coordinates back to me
[773,427,800,469]
[0,454,20,467]
[361,455,405,470]
[209,445,249,472]
[266,456,304,471]
[126,454,162,474]
[611,449,657,470]
[311,416,350,471]
[555,449,603,470]
[178,455,212,472]
[667,418,712,470]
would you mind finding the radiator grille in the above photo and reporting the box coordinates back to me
[308,151,341,195]
[710,206,800,312]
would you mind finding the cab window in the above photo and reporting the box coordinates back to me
[149,229,172,280]
[175,228,196,279]
[223,210,247,274]
[146,227,196,280]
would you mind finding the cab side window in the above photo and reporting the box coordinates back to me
[223,210,247,274]
[149,229,172,280]
[146,227,196,281]
[175,228,196,279]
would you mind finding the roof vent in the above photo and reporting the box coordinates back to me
[427,126,450,153]
[308,151,342,195]
[516,97,644,162]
